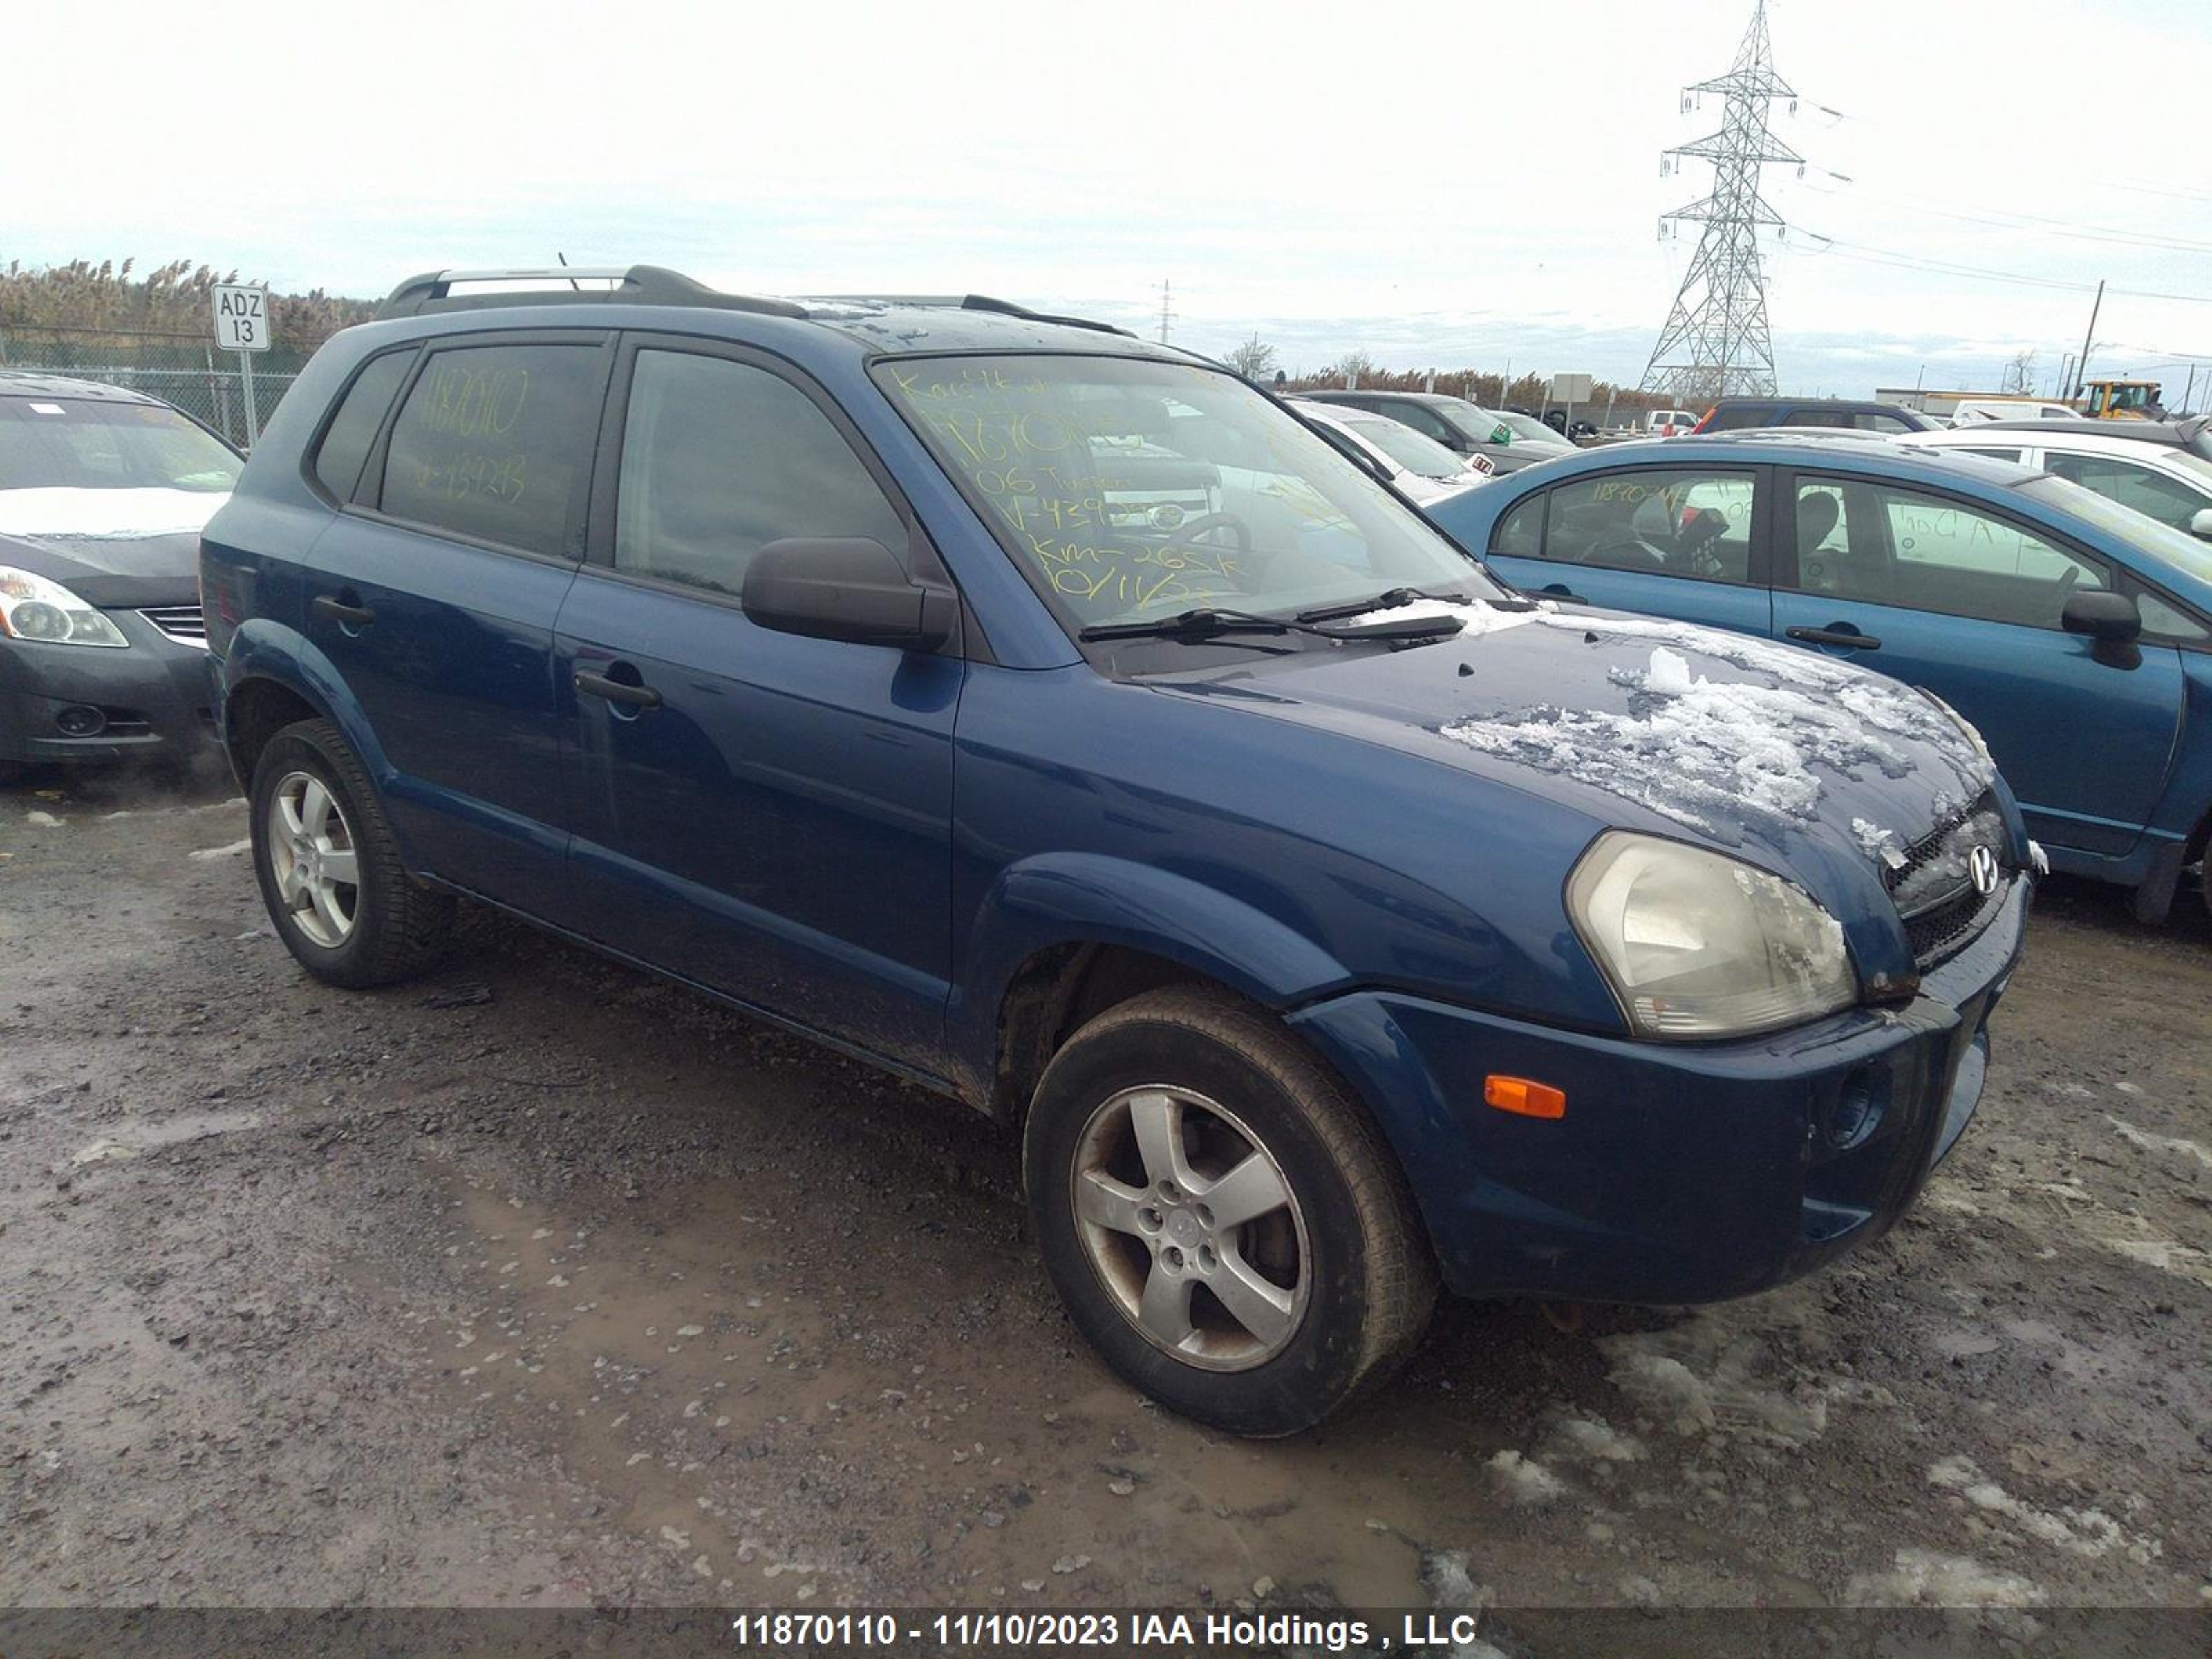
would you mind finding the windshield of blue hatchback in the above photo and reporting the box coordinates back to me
[877,355,1498,632]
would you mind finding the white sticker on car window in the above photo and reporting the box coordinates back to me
[28,403,66,415]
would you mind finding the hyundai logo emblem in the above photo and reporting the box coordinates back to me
[1967,845,1999,898]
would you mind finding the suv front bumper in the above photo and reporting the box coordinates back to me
[1289,878,2028,1306]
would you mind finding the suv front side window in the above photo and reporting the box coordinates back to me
[613,350,906,600]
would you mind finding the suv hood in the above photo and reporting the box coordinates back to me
[1161,600,1998,892]
[0,487,223,607]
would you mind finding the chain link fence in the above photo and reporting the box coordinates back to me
[0,324,312,449]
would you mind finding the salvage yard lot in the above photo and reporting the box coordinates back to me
[3,775,2207,1622]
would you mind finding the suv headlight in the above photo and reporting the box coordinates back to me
[0,567,129,648]
[1567,832,1857,1040]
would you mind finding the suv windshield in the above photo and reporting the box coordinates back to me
[879,355,1497,632]
[1336,413,1467,480]
[0,397,241,493]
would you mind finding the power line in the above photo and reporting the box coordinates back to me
[1794,232,2212,306]
[1797,178,2212,256]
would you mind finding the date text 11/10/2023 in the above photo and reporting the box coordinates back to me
[728,1610,1496,1650]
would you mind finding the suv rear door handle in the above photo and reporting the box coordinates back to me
[312,594,375,627]
[1787,625,1881,650]
[574,668,662,710]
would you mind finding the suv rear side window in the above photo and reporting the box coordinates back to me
[312,350,413,502]
[378,344,605,558]
[613,350,905,599]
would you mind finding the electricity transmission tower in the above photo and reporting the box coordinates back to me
[1640,0,1806,402]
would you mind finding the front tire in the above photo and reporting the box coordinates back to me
[1025,986,1436,1436]
[248,718,451,987]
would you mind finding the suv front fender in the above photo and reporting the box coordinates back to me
[948,852,1356,1101]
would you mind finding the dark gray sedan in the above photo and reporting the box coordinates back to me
[0,372,240,780]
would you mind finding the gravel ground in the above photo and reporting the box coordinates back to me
[3,767,2208,1642]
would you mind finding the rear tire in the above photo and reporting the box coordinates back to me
[248,718,451,987]
[1024,986,1436,1436]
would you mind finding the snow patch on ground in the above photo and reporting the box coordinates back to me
[67,1138,137,1167]
[1601,1327,1875,1451]
[1847,1547,2045,1608]
[1485,1449,1566,1503]
[24,810,64,827]
[1928,1456,2160,1564]
[2106,1115,2212,1174]
[188,839,253,861]
[1546,1414,1647,1464]
[2102,1238,2212,1288]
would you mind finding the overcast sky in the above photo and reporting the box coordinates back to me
[12,0,2212,400]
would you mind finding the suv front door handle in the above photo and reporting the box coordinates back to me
[1787,624,1881,650]
[312,594,376,627]
[574,668,662,710]
[1535,583,1587,605]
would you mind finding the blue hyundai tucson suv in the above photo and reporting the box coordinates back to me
[203,267,2032,1434]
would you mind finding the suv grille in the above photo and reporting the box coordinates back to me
[138,605,207,648]
[1885,792,2006,968]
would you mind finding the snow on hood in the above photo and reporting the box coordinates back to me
[0,487,229,540]
[1369,603,1994,847]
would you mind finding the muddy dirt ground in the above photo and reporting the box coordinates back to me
[3,767,2208,1640]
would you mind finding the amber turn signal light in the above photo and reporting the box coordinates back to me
[1484,1075,1566,1119]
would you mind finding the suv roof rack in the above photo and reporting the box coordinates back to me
[820,294,1134,339]
[374,265,808,322]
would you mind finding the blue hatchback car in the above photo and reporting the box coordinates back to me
[204,270,2029,1433]
[1429,433,2212,924]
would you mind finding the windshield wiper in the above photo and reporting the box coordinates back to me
[1295,586,1468,623]
[1079,604,1465,644]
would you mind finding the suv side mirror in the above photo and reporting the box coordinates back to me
[2190,507,2212,541]
[742,538,956,651]
[2060,589,2142,644]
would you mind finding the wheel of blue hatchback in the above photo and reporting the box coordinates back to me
[247,718,452,988]
[1026,986,1436,1436]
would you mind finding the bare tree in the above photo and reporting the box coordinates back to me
[1224,334,1277,379]
[1333,350,1375,388]
[2003,348,2039,395]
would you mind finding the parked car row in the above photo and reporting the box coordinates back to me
[1286,398,1493,504]
[1298,389,1578,474]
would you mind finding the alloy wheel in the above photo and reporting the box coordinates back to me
[268,770,362,948]
[1069,1086,1311,1371]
